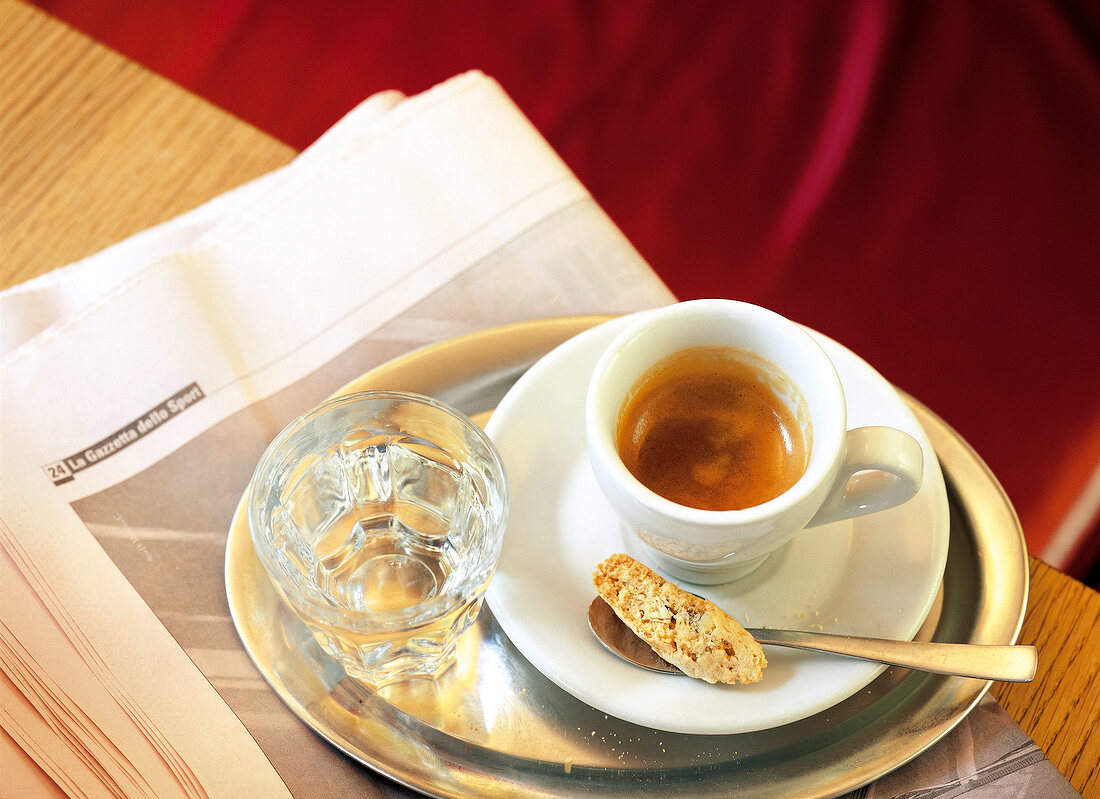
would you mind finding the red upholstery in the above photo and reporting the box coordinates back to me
[30,0,1100,581]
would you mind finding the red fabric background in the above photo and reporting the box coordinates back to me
[29,0,1100,580]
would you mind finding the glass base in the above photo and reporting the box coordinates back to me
[308,598,482,689]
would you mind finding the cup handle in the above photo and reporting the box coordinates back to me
[806,426,924,528]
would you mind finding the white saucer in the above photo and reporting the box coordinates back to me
[484,314,949,735]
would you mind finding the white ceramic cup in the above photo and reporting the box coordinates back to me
[585,300,923,584]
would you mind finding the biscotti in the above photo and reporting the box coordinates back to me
[592,553,766,684]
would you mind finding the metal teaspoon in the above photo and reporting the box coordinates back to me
[587,597,1037,682]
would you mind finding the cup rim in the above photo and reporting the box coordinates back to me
[585,300,846,527]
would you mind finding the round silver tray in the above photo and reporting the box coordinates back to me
[225,315,1028,798]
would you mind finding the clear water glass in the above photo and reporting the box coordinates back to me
[247,390,509,688]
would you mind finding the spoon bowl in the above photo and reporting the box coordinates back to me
[587,597,1037,682]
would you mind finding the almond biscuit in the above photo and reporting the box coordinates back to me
[592,553,766,684]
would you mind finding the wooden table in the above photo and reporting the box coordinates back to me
[3,1,1098,795]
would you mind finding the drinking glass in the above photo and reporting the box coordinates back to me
[248,390,508,688]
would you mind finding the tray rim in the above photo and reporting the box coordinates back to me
[225,314,1029,798]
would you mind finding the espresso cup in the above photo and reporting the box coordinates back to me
[585,299,923,584]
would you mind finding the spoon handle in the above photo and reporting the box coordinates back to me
[745,629,1037,682]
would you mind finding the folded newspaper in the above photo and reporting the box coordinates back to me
[0,71,1077,798]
